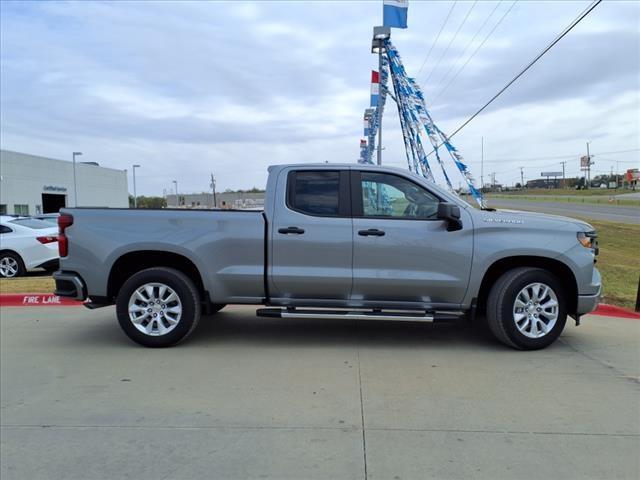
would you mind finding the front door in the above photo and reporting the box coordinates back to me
[351,170,473,306]
[270,169,353,300]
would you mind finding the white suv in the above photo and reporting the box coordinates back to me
[0,216,60,278]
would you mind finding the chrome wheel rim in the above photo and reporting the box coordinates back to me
[128,283,182,336]
[0,257,19,278]
[513,282,559,339]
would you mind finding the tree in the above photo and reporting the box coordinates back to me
[129,195,167,209]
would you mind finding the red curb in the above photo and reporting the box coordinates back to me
[0,293,83,307]
[592,303,640,319]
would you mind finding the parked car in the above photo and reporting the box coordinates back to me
[32,213,60,225]
[54,164,601,350]
[0,216,59,278]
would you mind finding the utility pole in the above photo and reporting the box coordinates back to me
[480,136,484,190]
[210,173,217,208]
[560,161,566,189]
[519,167,524,189]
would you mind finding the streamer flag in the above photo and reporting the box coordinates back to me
[383,0,408,29]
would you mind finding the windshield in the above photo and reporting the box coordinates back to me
[9,218,56,230]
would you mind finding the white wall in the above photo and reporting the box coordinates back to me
[0,150,129,215]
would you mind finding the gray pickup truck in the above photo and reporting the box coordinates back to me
[54,164,601,350]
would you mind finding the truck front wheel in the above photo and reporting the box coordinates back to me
[116,267,201,347]
[486,267,567,350]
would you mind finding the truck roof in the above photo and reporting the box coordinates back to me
[268,163,415,175]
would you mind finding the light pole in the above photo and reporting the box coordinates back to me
[480,136,484,190]
[132,164,141,208]
[72,152,82,206]
[173,180,178,207]
[372,26,390,166]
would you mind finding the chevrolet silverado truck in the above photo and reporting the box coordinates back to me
[53,164,601,349]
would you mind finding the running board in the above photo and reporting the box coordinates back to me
[256,308,461,323]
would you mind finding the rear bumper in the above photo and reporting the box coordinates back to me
[53,271,87,301]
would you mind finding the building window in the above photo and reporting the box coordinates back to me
[14,204,29,216]
[0,204,6,215]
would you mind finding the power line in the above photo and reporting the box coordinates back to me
[430,1,503,98]
[417,1,457,76]
[431,0,518,105]
[444,0,603,140]
[423,1,479,87]
[417,0,604,160]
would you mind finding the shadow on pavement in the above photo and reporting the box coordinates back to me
[187,310,501,350]
[59,307,507,350]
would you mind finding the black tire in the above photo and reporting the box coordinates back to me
[0,251,26,278]
[486,267,567,350]
[116,267,201,348]
[210,304,226,314]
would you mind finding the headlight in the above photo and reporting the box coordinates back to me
[577,231,598,254]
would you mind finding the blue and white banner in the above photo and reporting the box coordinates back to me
[383,0,408,29]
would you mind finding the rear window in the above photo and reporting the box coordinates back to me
[9,218,54,230]
[288,171,340,216]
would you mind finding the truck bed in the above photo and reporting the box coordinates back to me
[60,208,266,303]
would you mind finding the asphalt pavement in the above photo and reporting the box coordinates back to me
[1,305,639,480]
[487,198,640,223]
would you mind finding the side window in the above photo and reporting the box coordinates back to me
[360,172,439,219]
[288,171,340,216]
[0,225,12,234]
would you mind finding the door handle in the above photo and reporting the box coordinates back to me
[358,229,385,237]
[278,226,305,235]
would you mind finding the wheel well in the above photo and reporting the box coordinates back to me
[0,250,24,262]
[107,251,206,300]
[476,256,578,314]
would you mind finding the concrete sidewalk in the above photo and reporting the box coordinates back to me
[1,306,638,479]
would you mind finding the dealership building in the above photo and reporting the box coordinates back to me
[0,150,129,215]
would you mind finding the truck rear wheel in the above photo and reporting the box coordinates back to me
[116,267,201,347]
[486,267,567,350]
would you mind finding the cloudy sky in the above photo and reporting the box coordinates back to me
[1,0,638,195]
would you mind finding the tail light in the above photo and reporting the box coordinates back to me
[37,236,58,244]
[58,214,73,257]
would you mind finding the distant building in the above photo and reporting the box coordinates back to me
[0,150,129,215]
[624,169,639,189]
[166,191,265,210]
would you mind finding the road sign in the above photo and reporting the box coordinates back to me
[541,172,562,177]
[580,156,592,168]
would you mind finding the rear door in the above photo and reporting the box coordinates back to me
[270,169,353,300]
[351,170,473,305]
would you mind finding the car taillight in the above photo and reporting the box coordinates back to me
[37,236,58,244]
[58,214,73,257]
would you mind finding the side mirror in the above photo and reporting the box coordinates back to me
[437,202,462,231]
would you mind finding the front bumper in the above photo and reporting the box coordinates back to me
[576,267,602,315]
[53,271,87,301]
